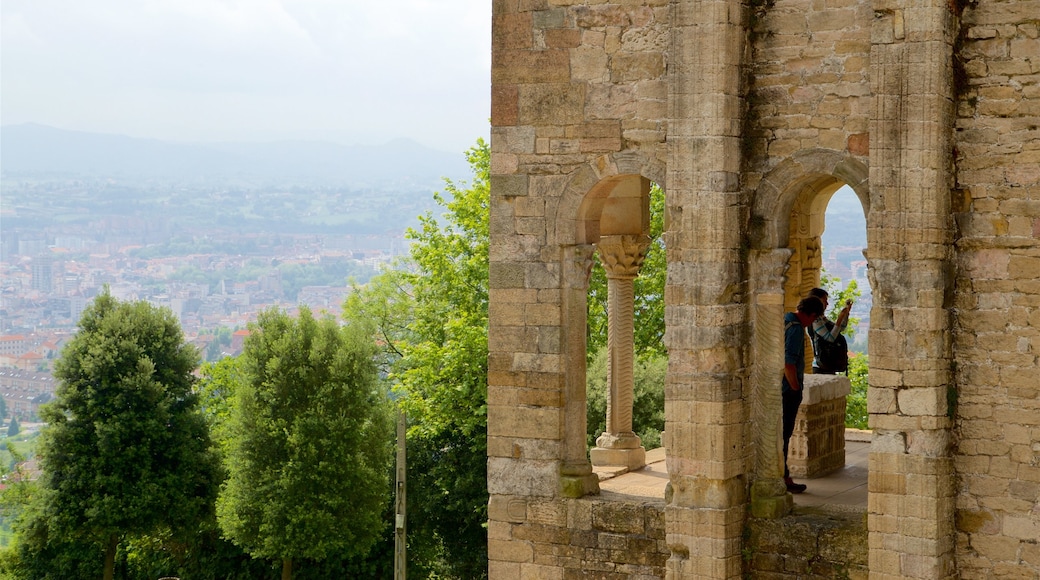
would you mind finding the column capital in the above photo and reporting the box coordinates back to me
[596,234,652,279]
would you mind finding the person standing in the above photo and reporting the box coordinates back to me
[782,296,825,493]
[808,287,852,373]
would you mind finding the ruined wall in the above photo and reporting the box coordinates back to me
[489,495,668,578]
[488,0,669,574]
[953,2,1040,577]
[488,0,1040,578]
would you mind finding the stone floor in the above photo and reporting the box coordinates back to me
[597,431,870,509]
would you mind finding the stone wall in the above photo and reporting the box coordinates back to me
[489,495,668,579]
[746,508,869,579]
[787,375,851,479]
[488,0,1040,578]
[953,1,1040,577]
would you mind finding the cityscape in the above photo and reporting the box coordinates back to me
[0,127,870,422]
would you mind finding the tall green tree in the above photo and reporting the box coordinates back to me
[342,138,490,579]
[31,290,220,580]
[217,307,393,580]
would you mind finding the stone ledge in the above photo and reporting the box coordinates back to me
[803,373,852,405]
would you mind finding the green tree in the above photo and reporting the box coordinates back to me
[204,326,235,362]
[217,307,393,580]
[6,418,18,438]
[845,353,869,430]
[820,270,862,340]
[31,290,220,580]
[819,272,869,428]
[342,139,490,579]
[587,182,667,358]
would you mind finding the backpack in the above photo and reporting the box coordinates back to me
[811,320,849,374]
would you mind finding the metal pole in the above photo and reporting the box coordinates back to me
[393,407,407,580]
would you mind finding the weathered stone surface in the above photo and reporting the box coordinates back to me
[489,0,1039,578]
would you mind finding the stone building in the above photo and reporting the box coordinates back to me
[487,0,1038,578]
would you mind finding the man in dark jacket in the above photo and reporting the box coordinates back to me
[782,296,825,493]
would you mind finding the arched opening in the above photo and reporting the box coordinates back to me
[585,182,666,471]
[747,150,871,518]
[574,174,654,471]
[554,159,668,498]
[781,181,871,508]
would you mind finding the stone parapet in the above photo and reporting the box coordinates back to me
[487,494,668,580]
[788,374,851,479]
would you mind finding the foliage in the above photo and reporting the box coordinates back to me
[6,418,18,438]
[216,306,393,577]
[845,353,869,430]
[342,139,490,579]
[26,289,220,580]
[586,349,667,449]
[203,326,235,361]
[820,270,862,339]
[197,356,243,457]
[587,182,667,358]
[820,272,869,429]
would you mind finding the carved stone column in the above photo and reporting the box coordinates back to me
[590,234,651,470]
[750,249,794,518]
[559,244,600,498]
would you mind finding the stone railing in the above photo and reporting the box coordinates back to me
[787,374,851,478]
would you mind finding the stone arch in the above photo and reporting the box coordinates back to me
[552,151,666,247]
[747,149,870,517]
[750,148,869,252]
[552,150,665,498]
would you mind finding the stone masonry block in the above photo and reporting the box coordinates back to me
[490,262,528,289]
[489,404,562,439]
[488,457,559,497]
[897,386,948,416]
[494,12,534,50]
[493,49,571,84]
[493,84,520,126]
[490,538,535,563]
[489,560,521,580]
[494,126,538,154]
[492,173,531,197]
[519,83,587,125]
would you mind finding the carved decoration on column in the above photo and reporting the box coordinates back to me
[750,248,795,518]
[560,244,600,497]
[590,234,651,470]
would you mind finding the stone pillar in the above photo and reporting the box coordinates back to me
[665,0,749,578]
[750,249,794,519]
[869,0,957,577]
[590,234,650,470]
[560,244,600,498]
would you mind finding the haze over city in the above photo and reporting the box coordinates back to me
[1,0,492,152]
[0,0,868,421]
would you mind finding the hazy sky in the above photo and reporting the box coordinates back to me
[1,0,491,153]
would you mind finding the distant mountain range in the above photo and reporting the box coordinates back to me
[0,123,472,186]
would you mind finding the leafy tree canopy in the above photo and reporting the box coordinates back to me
[33,289,220,580]
[342,139,490,579]
[217,306,393,578]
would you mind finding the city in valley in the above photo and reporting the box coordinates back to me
[0,126,870,423]
[0,178,442,420]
